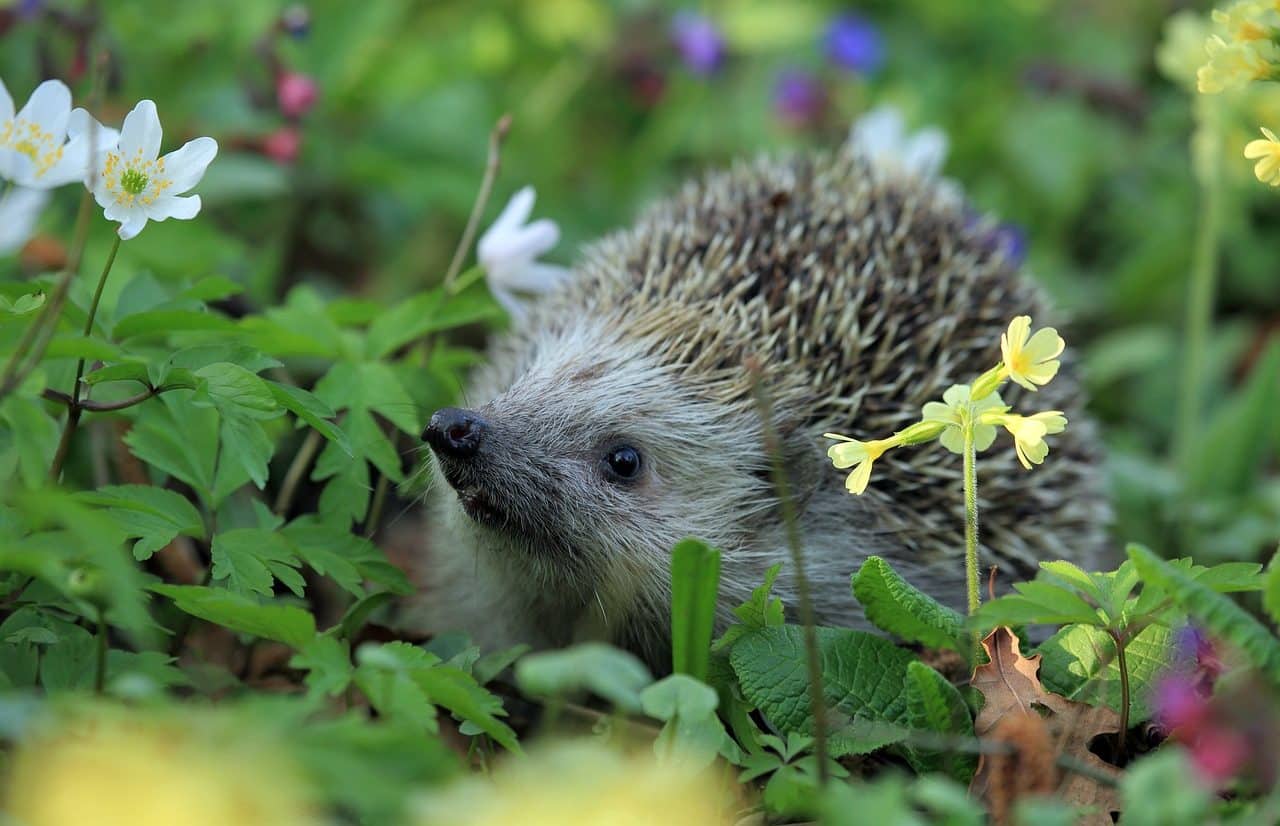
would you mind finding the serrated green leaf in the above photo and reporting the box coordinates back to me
[75,484,205,561]
[267,381,351,455]
[124,395,218,502]
[217,414,273,493]
[714,563,784,652]
[515,643,654,713]
[281,516,368,596]
[903,661,974,781]
[354,642,441,733]
[210,528,303,597]
[0,396,59,489]
[670,537,721,681]
[195,362,279,419]
[729,625,916,757]
[1039,560,1108,607]
[411,665,520,753]
[1128,544,1280,683]
[83,362,151,386]
[853,556,966,653]
[1037,623,1173,721]
[152,584,316,648]
[291,634,354,697]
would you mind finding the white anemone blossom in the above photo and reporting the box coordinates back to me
[83,100,218,240]
[0,78,117,189]
[0,186,49,254]
[850,105,950,179]
[477,186,571,320]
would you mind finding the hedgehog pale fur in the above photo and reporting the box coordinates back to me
[412,145,1109,670]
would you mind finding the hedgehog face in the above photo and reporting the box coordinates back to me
[424,320,776,610]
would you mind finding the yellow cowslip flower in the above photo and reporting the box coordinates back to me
[1245,127,1280,184]
[1212,1,1274,42]
[1197,35,1276,93]
[920,384,1004,455]
[5,707,317,826]
[413,740,733,826]
[980,411,1066,470]
[824,433,898,495]
[1156,11,1213,91]
[999,316,1065,392]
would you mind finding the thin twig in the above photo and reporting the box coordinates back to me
[42,385,165,412]
[748,359,829,786]
[442,113,512,288]
[273,428,325,517]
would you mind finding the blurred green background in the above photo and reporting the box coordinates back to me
[1,0,1277,563]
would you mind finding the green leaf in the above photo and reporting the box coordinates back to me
[641,673,740,768]
[210,528,304,597]
[1265,549,1280,628]
[124,395,218,502]
[1037,623,1173,721]
[152,584,316,648]
[0,396,60,489]
[852,556,967,653]
[267,381,351,455]
[82,361,150,386]
[1128,544,1280,683]
[217,414,274,493]
[730,625,917,757]
[902,661,974,781]
[75,485,205,561]
[281,516,368,596]
[670,538,721,681]
[1186,341,1280,497]
[291,634,354,698]
[514,643,654,713]
[973,579,1102,629]
[1119,748,1213,826]
[411,665,520,753]
[354,642,440,734]
[194,362,279,419]
[714,562,784,651]
[113,309,236,339]
[365,282,503,359]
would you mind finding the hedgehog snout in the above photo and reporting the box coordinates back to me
[424,407,486,460]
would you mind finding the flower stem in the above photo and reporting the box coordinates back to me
[1111,629,1130,755]
[443,114,511,288]
[963,415,980,618]
[1174,101,1223,486]
[49,234,122,482]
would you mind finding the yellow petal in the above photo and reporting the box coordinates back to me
[1022,327,1065,363]
[1244,138,1276,158]
[828,441,870,468]
[844,460,874,494]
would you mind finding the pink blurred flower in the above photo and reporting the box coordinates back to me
[276,72,318,118]
[262,127,301,164]
[1189,729,1250,784]
[1154,675,1210,732]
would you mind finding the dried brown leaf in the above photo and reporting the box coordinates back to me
[970,627,1123,824]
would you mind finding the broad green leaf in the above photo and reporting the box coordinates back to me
[514,643,654,713]
[973,579,1101,629]
[194,362,279,419]
[210,528,304,597]
[1191,561,1265,593]
[216,414,273,493]
[113,309,236,339]
[1128,544,1280,683]
[670,537,721,681]
[281,516,368,596]
[83,361,150,386]
[1119,748,1212,826]
[1037,623,1173,720]
[124,395,218,502]
[0,396,60,489]
[365,282,502,359]
[152,584,316,649]
[1186,341,1280,497]
[730,625,916,757]
[641,673,740,768]
[43,334,123,361]
[267,381,351,454]
[1039,560,1108,607]
[75,485,205,561]
[852,556,966,653]
[903,661,974,781]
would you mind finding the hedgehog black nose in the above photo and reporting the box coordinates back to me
[424,407,485,459]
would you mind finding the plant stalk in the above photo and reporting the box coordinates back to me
[1111,629,1130,754]
[442,113,511,288]
[50,234,122,482]
[95,610,108,694]
[963,415,980,617]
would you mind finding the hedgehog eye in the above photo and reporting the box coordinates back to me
[603,445,643,482]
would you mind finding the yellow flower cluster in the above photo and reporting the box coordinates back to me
[4,706,317,826]
[825,316,1068,495]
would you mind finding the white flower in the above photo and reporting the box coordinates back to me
[850,105,950,178]
[0,78,116,189]
[477,186,571,320]
[0,186,49,254]
[84,100,217,240]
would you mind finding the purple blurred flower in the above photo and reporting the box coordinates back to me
[773,69,826,128]
[1155,674,1209,732]
[823,13,884,74]
[281,4,311,38]
[671,11,725,76]
[991,222,1027,266]
[17,0,43,20]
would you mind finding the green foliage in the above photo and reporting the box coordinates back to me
[853,556,968,654]
[669,537,722,681]
[514,643,654,713]
[640,674,740,769]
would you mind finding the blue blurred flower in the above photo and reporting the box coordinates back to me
[280,4,310,39]
[670,11,725,76]
[823,13,884,74]
[773,69,826,127]
[991,222,1028,266]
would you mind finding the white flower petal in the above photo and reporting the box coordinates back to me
[145,194,201,222]
[0,147,31,183]
[0,77,14,123]
[115,211,149,240]
[489,186,536,237]
[0,186,49,254]
[489,284,527,322]
[900,128,949,177]
[493,261,572,294]
[160,137,217,193]
[101,199,135,224]
[118,100,162,161]
[850,106,904,159]
[15,79,72,138]
[481,219,560,269]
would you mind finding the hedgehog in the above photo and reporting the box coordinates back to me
[411,142,1109,671]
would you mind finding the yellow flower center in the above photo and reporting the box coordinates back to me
[101,149,173,207]
[0,118,64,179]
